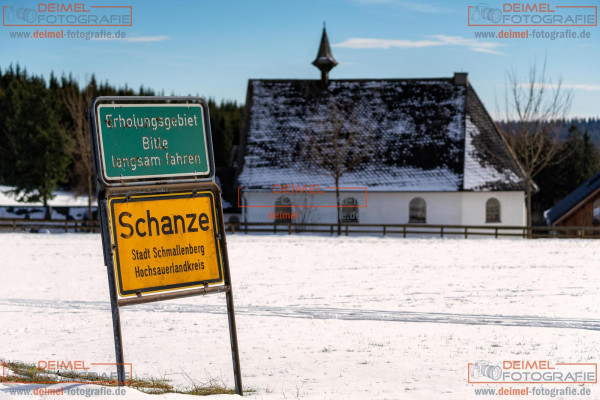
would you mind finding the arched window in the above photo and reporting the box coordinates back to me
[274,196,292,223]
[340,197,359,223]
[409,197,426,223]
[486,198,501,223]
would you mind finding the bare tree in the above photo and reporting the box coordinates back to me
[61,78,96,221]
[303,102,371,235]
[499,59,572,230]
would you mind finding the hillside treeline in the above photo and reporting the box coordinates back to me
[556,117,600,147]
[498,121,600,224]
[0,65,598,225]
[530,124,600,224]
[0,64,242,215]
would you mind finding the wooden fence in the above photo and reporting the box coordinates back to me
[3,218,597,238]
[226,222,600,238]
[0,218,101,233]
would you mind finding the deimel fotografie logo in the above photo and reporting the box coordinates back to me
[3,2,132,27]
[468,2,597,26]
[468,360,597,384]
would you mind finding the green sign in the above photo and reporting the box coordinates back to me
[96,104,210,182]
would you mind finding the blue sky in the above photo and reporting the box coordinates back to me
[1,0,599,117]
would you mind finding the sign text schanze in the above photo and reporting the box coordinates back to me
[108,192,223,296]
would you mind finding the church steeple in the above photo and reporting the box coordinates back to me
[312,24,338,86]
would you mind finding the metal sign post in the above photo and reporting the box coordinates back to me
[98,199,126,384]
[88,97,243,395]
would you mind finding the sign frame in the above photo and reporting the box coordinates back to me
[89,96,216,188]
[89,97,242,395]
[97,182,243,395]
[107,191,225,297]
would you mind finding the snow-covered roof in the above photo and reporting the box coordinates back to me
[237,78,526,192]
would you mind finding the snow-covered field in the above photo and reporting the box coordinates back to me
[1,234,599,399]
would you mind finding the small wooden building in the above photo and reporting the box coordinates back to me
[545,171,600,227]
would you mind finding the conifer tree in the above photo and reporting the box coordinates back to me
[3,72,69,218]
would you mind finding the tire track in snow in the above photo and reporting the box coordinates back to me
[1,298,599,331]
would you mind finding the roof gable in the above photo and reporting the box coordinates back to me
[464,85,526,190]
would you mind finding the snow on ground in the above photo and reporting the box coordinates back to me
[1,234,599,399]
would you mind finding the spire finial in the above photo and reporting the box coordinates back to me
[312,24,338,86]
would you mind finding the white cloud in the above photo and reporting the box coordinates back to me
[92,35,169,43]
[568,84,600,91]
[334,34,505,55]
[395,0,451,13]
[334,38,441,49]
[353,0,451,13]
[125,36,169,43]
[521,82,600,91]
